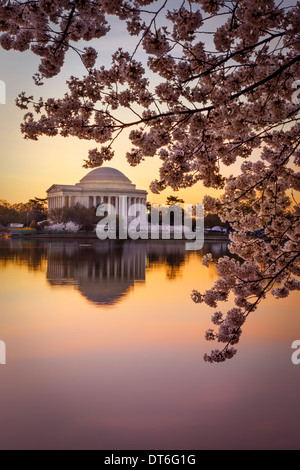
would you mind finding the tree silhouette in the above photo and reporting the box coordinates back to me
[166,196,185,207]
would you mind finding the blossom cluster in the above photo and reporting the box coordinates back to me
[1,0,299,362]
[46,221,81,233]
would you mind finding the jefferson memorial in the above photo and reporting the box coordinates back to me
[47,167,147,215]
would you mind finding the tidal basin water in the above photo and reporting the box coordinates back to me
[0,238,299,450]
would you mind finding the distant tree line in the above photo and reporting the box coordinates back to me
[0,195,226,233]
[150,196,226,230]
[0,198,47,227]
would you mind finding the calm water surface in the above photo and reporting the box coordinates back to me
[0,238,299,450]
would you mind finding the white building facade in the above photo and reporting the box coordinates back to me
[47,167,147,216]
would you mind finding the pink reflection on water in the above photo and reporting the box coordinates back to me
[0,239,299,449]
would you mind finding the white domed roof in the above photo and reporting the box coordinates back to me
[80,167,131,184]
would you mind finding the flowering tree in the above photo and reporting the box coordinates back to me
[1,0,299,362]
[46,221,81,233]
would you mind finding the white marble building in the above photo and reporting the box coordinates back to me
[47,167,147,215]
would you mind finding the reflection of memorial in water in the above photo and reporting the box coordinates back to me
[0,239,230,306]
[46,241,147,305]
[45,240,231,305]
[46,240,189,305]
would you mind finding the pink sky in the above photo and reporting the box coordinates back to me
[0,8,234,205]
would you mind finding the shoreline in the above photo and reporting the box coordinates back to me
[6,232,229,241]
